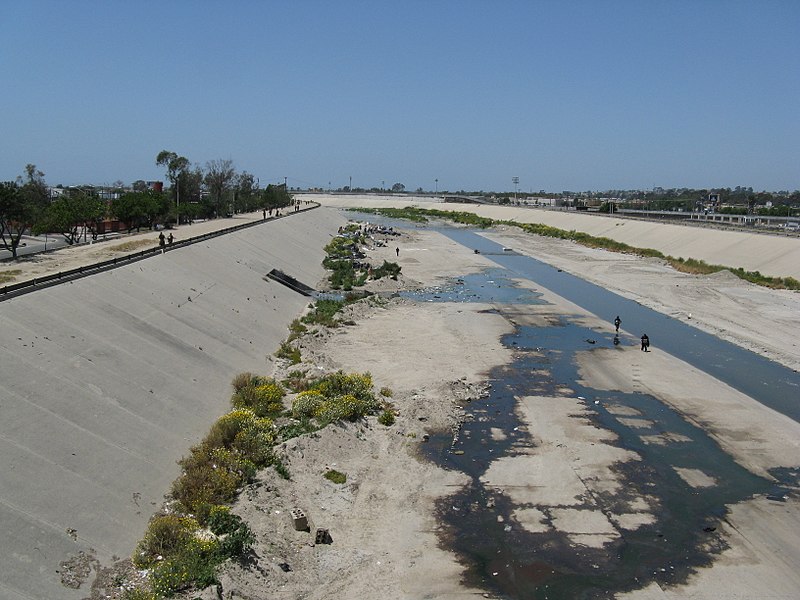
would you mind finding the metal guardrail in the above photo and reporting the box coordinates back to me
[0,204,319,303]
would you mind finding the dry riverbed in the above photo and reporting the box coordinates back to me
[76,219,800,599]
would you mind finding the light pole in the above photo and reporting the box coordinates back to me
[435,178,438,194]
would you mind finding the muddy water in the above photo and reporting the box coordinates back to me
[409,270,796,599]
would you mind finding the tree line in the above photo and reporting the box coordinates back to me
[0,153,293,259]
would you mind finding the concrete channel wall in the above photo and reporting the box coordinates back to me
[0,207,347,600]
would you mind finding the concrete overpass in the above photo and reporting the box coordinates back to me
[0,207,347,599]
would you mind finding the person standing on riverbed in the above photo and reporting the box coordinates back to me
[614,315,621,333]
[641,334,650,352]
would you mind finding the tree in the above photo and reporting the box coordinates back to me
[111,189,169,232]
[234,171,260,213]
[391,183,405,193]
[0,165,51,260]
[156,150,190,201]
[0,182,34,260]
[263,184,292,211]
[19,164,49,206]
[204,159,236,217]
[36,188,106,245]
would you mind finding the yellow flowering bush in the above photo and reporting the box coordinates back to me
[171,409,275,520]
[231,377,286,417]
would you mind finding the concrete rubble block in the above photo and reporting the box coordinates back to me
[290,508,308,531]
[315,527,332,544]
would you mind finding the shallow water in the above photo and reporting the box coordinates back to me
[408,269,797,599]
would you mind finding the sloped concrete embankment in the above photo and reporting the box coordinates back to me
[0,208,347,600]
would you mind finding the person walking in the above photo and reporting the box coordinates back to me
[640,333,650,352]
[395,247,400,257]
[614,315,621,333]
[158,231,165,254]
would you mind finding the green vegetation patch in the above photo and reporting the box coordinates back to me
[275,340,301,364]
[132,508,254,597]
[378,410,395,426]
[371,260,401,280]
[324,469,347,484]
[302,298,348,327]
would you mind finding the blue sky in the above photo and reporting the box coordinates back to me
[1,1,798,192]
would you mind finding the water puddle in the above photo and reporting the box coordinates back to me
[408,271,796,599]
[401,268,548,306]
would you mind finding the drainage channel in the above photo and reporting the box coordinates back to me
[407,269,797,600]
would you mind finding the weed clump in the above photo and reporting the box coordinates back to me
[275,341,301,364]
[324,469,347,484]
[378,410,396,426]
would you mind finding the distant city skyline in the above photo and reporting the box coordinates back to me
[2,1,798,193]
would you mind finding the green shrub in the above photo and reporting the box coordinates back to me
[302,298,346,327]
[274,459,291,480]
[324,469,347,484]
[287,319,307,342]
[275,341,301,364]
[149,537,220,596]
[207,505,239,535]
[371,260,402,280]
[133,514,200,569]
[379,386,393,397]
[277,418,317,441]
[378,410,395,426]
[219,521,254,558]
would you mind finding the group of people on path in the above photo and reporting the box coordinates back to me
[158,231,174,253]
[612,315,650,352]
